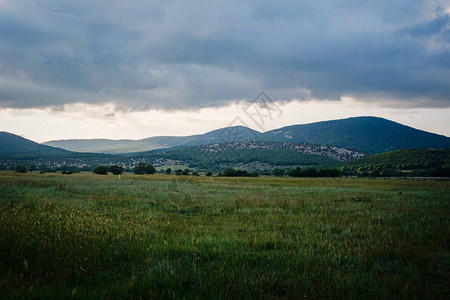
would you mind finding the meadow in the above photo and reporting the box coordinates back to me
[0,171,448,299]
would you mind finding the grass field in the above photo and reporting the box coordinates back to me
[0,172,449,299]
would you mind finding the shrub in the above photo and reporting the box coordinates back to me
[109,165,124,175]
[429,167,450,177]
[302,167,318,177]
[220,168,258,177]
[318,168,341,177]
[93,166,108,175]
[272,168,285,177]
[133,163,156,175]
[287,167,302,177]
[15,165,27,173]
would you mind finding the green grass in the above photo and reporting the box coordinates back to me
[0,172,449,299]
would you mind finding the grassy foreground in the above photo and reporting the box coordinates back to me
[0,172,449,299]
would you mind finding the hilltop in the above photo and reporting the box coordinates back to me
[260,117,450,154]
[42,117,450,154]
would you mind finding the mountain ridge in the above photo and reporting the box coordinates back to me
[42,116,450,154]
[259,116,450,153]
[2,116,450,173]
[0,132,71,155]
[44,126,260,154]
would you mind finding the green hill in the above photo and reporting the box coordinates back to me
[133,141,349,172]
[0,132,70,155]
[342,148,450,176]
[0,132,134,171]
[44,126,259,154]
[261,117,450,154]
[40,138,134,153]
[43,117,450,155]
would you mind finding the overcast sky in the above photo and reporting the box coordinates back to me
[0,0,449,142]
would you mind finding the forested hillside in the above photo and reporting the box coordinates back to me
[342,148,450,176]
[261,117,450,153]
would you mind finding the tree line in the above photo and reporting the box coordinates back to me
[14,162,450,178]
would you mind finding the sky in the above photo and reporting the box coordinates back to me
[0,0,449,142]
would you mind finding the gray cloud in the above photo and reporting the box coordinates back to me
[0,0,449,110]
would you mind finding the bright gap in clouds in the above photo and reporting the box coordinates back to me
[1,98,449,143]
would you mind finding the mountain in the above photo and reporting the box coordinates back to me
[260,116,450,154]
[0,132,135,171]
[3,116,450,174]
[43,117,450,154]
[44,126,259,154]
[0,132,70,155]
[41,139,134,154]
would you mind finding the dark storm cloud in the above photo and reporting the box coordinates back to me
[0,0,449,110]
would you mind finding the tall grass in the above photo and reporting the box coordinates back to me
[0,172,449,298]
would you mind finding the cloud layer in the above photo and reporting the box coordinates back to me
[0,0,449,110]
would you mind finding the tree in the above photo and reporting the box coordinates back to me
[15,165,27,173]
[272,168,285,177]
[221,168,258,177]
[302,167,318,177]
[93,166,108,175]
[166,168,172,174]
[175,169,183,175]
[287,167,302,177]
[133,163,147,174]
[318,168,341,177]
[182,169,190,175]
[146,164,156,174]
[206,172,213,177]
[429,167,450,177]
[133,163,156,175]
[110,165,124,175]
[192,171,199,176]
[223,168,237,177]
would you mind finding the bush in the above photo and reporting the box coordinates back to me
[287,167,302,177]
[220,168,258,177]
[133,163,156,175]
[272,168,285,177]
[93,166,108,175]
[318,168,341,177]
[109,165,124,175]
[15,165,27,173]
[379,168,402,177]
[429,167,450,177]
[302,167,318,177]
